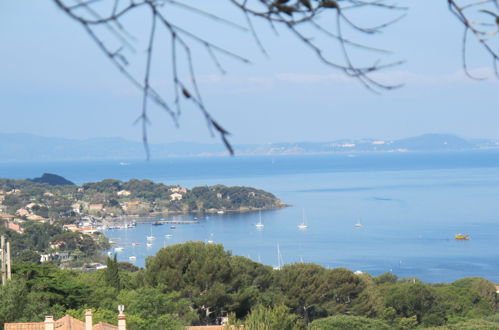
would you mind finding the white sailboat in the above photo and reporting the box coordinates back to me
[298,209,308,230]
[207,233,214,244]
[255,211,264,230]
[128,248,136,261]
[146,226,156,241]
[355,218,363,228]
[273,244,284,270]
[128,241,137,261]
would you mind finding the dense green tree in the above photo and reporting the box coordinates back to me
[117,287,197,325]
[145,242,272,323]
[308,315,392,330]
[451,277,497,313]
[83,179,123,193]
[374,272,398,286]
[51,230,109,254]
[273,263,329,322]
[12,264,90,309]
[435,277,498,321]
[13,250,41,264]
[244,304,301,330]
[105,254,122,290]
[21,222,63,251]
[384,282,448,326]
[0,280,28,325]
[323,268,376,316]
[274,264,374,322]
[423,318,499,329]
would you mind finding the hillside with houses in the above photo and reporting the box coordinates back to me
[0,176,285,221]
[0,175,285,267]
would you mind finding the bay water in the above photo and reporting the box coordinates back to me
[2,150,499,282]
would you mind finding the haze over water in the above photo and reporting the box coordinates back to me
[3,150,499,283]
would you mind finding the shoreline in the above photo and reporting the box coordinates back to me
[98,204,289,228]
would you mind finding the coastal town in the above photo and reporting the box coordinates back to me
[0,174,285,267]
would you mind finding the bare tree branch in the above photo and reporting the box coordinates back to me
[448,0,498,78]
[51,0,498,158]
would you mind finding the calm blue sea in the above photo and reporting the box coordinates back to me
[2,150,499,283]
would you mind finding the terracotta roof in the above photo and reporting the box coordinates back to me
[6,222,23,233]
[55,314,86,329]
[4,322,45,329]
[4,315,118,330]
[93,322,119,330]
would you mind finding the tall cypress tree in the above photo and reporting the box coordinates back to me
[105,254,121,290]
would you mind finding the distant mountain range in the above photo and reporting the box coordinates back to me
[1,133,498,162]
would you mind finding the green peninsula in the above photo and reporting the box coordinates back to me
[0,176,286,221]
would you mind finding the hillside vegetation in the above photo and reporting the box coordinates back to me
[1,242,499,329]
[0,177,285,219]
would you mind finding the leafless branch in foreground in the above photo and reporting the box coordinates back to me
[447,0,498,79]
[51,0,497,157]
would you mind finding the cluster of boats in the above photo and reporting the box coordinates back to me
[105,221,137,230]
[255,210,310,231]
[111,213,471,267]
[256,211,364,231]
[110,224,176,261]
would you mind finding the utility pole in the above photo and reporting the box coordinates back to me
[7,241,11,280]
[1,235,11,285]
[1,235,6,285]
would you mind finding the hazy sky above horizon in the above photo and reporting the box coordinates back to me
[0,1,497,145]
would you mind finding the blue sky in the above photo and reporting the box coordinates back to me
[0,1,497,144]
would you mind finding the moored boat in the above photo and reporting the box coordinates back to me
[256,211,264,230]
[298,209,308,230]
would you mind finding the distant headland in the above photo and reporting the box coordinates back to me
[1,133,498,162]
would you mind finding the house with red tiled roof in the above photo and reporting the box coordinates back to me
[5,221,23,234]
[16,208,29,217]
[63,224,78,231]
[5,309,126,330]
[0,213,15,221]
[26,214,47,222]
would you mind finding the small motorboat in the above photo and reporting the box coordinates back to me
[455,234,470,240]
